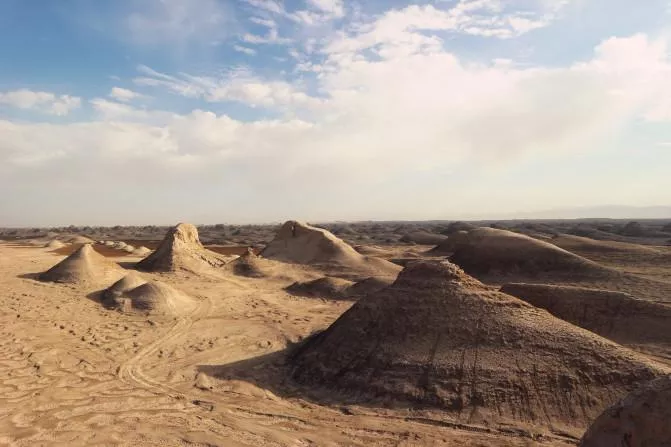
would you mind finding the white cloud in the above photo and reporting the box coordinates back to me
[241,27,292,44]
[109,87,143,102]
[234,44,258,55]
[307,0,345,17]
[249,17,276,28]
[243,0,285,15]
[0,89,81,116]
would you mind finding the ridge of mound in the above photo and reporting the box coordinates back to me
[39,244,124,285]
[290,261,667,431]
[261,221,401,280]
[136,223,236,273]
[501,283,671,357]
[45,240,66,250]
[120,281,196,316]
[580,375,671,446]
[449,228,607,278]
[103,272,147,302]
[286,277,354,300]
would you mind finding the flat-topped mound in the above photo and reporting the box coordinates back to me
[260,221,401,280]
[449,228,606,278]
[501,283,671,358]
[119,281,196,316]
[286,277,354,300]
[136,223,236,273]
[39,244,124,285]
[290,261,667,431]
[580,375,671,446]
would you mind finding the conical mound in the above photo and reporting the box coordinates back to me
[120,281,196,316]
[136,223,235,273]
[449,227,606,278]
[45,239,66,250]
[501,283,671,358]
[286,276,354,299]
[290,261,668,431]
[39,244,124,285]
[580,375,671,446]
[103,272,147,302]
[261,221,401,280]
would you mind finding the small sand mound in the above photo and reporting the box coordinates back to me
[449,227,605,277]
[113,241,129,250]
[120,281,196,316]
[122,245,135,253]
[39,244,124,285]
[501,283,671,358]
[346,276,394,298]
[136,223,236,273]
[104,241,116,247]
[261,221,401,280]
[103,273,147,302]
[580,375,671,446]
[290,260,667,431]
[430,230,469,254]
[132,246,152,256]
[45,240,66,250]
[230,249,270,278]
[286,277,354,299]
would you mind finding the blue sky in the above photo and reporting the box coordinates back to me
[1,0,670,226]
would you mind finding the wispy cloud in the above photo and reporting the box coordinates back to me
[234,44,257,55]
[109,87,144,102]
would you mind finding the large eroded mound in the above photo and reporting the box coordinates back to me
[136,223,235,273]
[119,281,196,316]
[449,228,606,278]
[580,375,671,447]
[501,283,671,357]
[290,261,667,430]
[39,244,124,285]
[260,221,401,280]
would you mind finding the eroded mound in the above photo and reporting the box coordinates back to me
[103,272,147,303]
[552,234,661,255]
[261,221,401,280]
[580,375,671,447]
[346,276,394,298]
[136,223,236,273]
[39,244,124,285]
[286,277,354,300]
[429,230,469,255]
[501,283,671,358]
[290,261,667,431]
[449,228,606,278]
[119,281,196,316]
[45,240,66,250]
[132,246,152,256]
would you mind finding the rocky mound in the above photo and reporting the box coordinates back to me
[580,375,671,446]
[290,261,667,430]
[103,272,147,303]
[261,221,401,280]
[501,283,671,357]
[429,230,469,255]
[118,281,196,316]
[136,223,236,273]
[286,277,354,300]
[39,244,124,285]
[45,240,66,250]
[449,228,606,278]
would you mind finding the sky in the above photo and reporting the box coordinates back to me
[1,0,670,226]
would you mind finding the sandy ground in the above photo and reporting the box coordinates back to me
[0,243,573,446]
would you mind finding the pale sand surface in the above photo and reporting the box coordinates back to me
[0,243,569,446]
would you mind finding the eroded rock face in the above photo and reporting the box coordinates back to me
[290,261,668,431]
[136,223,235,273]
[580,375,671,447]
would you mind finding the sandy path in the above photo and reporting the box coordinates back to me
[0,244,573,446]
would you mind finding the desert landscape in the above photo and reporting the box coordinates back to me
[0,219,670,446]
